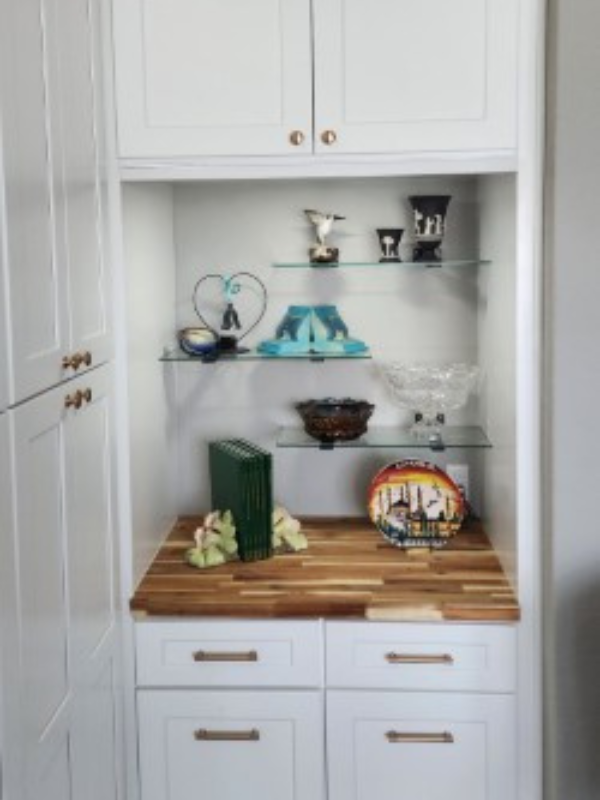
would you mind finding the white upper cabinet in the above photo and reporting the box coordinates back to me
[313,0,519,155]
[112,0,313,158]
[0,0,112,405]
[112,0,519,161]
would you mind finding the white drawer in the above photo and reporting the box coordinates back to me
[325,622,516,693]
[138,690,325,800]
[136,620,322,688]
[327,691,516,800]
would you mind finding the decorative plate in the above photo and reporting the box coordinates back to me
[368,459,464,549]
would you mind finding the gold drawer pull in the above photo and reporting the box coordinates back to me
[321,129,337,145]
[386,731,454,745]
[385,652,454,665]
[195,729,260,742]
[193,650,258,663]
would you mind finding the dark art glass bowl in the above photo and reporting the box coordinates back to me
[295,398,375,443]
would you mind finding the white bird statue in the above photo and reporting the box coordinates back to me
[304,209,345,263]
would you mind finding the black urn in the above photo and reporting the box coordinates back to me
[376,228,404,263]
[409,195,452,262]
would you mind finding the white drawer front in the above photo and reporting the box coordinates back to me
[327,691,516,800]
[138,690,325,800]
[326,622,516,692]
[136,620,322,687]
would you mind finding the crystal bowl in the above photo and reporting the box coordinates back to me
[379,363,480,430]
[296,398,375,444]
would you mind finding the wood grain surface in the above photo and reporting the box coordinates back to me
[131,517,520,622]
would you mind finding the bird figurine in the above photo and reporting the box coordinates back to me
[304,209,345,264]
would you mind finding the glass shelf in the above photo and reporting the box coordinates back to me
[277,425,492,451]
[159,349,372,363]
[273,259,491,270]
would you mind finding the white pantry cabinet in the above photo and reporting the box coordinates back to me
[0,0,112,405]
[0,367,121,800]
[112,0,519,160]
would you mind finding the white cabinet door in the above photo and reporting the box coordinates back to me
[0,145,8,412]
[327,691,516,800]
[64,366,116,676]
[0,0,68,402]
[138,691,325,800]
[1,369,121,800]
[313,0,519,155]
[0,415,11,793]
[112,0,313,158]
[0,0,112,405]
[9,383,73,799]
[50,0,112,370]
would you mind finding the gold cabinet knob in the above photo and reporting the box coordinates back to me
[62,352,84,371]
[82,388,93,404]
[65,390,84,410]
[289,130,305,146]
[321,130,337,146]
[81,351,92,367]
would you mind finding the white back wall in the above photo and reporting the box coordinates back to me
[478,175,518,585]
[122,184,179,586]
[169,176,499,516]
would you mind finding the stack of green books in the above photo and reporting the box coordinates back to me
[209,439,273,562]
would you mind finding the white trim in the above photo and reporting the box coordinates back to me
[118,151,518,182]
[515,0,546,798]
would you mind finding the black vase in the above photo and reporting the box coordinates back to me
[376,228,404,262]
[409,195,452,262]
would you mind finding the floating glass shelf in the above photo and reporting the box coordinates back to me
[277,425,492,451]
[159,349,372,363]
[273,260,491,270]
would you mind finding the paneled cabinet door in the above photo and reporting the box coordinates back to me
[0,0,111,404]
[138,691,325,800]
[0,0,68,402]
[313,0,519,155]
[112,0,313,158]
[0,178,8,412]
[4,367,120,800]
[0,414,10,792]
[52,0,113,372]
[327,691,516,800]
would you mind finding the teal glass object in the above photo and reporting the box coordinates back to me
[258,305,368,356]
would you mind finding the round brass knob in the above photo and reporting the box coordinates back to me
[65,390,84,410]
[289,130,305,146]
[82,388,93,404]
[81,351,92,367]
[321,130,337,146]
[62,353,84,371]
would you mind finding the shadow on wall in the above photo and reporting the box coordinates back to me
[548,574,600,796]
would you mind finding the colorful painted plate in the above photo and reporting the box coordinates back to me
[368,459,464,549]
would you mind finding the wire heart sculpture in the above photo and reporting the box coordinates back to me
[192,271,268,343]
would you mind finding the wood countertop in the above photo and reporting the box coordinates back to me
[131,517,520,622]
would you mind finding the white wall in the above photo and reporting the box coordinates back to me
[170,176,489,516]
[478,175,518,585]
[122,184,178,586]
[545,1,600,797]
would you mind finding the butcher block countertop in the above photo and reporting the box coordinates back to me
[131,517,520,622]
